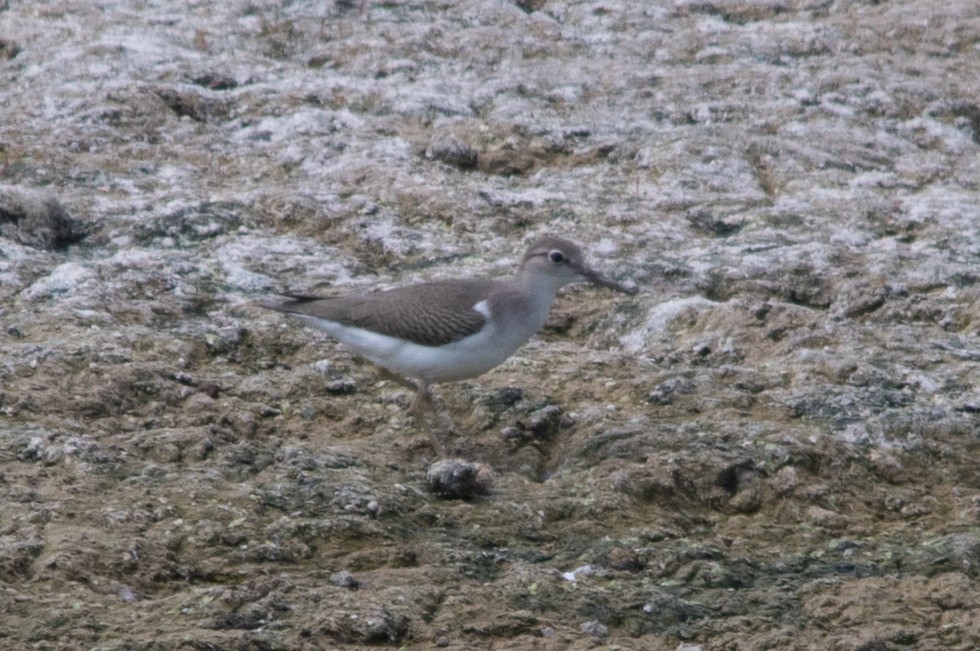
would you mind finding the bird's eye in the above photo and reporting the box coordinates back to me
[549,250,565,264]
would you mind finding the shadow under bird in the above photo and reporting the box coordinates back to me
[258,235,637,450]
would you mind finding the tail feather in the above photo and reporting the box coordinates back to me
[256,293,325,314]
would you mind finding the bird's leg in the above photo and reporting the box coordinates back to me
[410,382,448,458]
[418,385,461,438]
[376,367,420,392]
[375,369,456,456]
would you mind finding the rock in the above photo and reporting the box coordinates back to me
[426,459,494,499]
[150,85,229,122]
[526,405,562,440]
[648,376,697,405]
[579,620,608,638]
[0,185,86,250]
[807,506,849,530]
[330,570,360,589]
[426,134,478,170]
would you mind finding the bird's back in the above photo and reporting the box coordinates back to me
[260,278,500,347]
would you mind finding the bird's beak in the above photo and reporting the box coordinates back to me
[579,265,638,295]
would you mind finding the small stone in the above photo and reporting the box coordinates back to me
[190,73,238,90]
[806,506,848,529]
[692,343,712,357]
[493,386,524,407]
[579,620,608,638]
[752,302,772,320]
[426,459,494,500]
[42,446,64,466]
[648,377,696,405]
[562,564,593,582]
[326,378,357,395]
[829,538,861,552]
[426,135,478,170]
[607,546,644,572]
[173,372,195,386]
[0,38,22,60]
[610,469,636,495]
[329,570,359,589]
[527,405,562,440]
[200,382,221,399]
[500,425,526,444]
[311,359,334,377]
[0,185,86,250]
[770,466,799,495]
[116,585,139,602]
[831,279,889,319]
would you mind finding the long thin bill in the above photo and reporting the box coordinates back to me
[582,267,638,295]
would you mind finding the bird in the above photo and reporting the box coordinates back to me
[259,235,636,452]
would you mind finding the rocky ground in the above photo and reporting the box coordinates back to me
[1,0,978,649]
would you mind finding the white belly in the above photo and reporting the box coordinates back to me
[295,313,541,384]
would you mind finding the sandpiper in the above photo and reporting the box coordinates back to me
[259,235,636,447]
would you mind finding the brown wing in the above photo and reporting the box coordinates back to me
[267,279,496,347]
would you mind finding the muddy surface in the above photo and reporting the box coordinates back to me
[1,0,978,649]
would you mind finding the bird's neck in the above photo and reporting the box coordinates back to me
[515,268,564,301]
[511,269,566,334]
